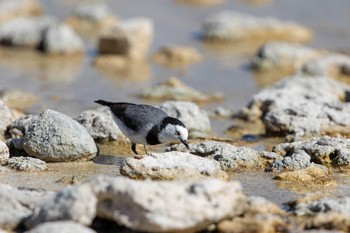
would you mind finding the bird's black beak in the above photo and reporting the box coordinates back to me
[180,139,190,150]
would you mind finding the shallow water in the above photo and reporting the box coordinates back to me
[1,0,350,207]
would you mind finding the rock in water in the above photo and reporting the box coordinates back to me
[23,109,97,162]
[89,175,247,232]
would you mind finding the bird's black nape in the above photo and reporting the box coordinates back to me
[160,117,186,129]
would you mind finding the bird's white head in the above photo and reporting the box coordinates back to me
[158,117,190,149]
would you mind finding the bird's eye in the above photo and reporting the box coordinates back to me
[175,130,180,136]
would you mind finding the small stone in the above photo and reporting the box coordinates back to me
[0,140,9,165]
[98,18,153,60]
[120,151,228,180]
[251,42,322,70]
[152,45,202,67]
[201,11,312,43]
[24,221,96,233]
[38,23,84,55]
[160,100,211,138]
[23,109,97,162]
[25,184,97,228]
[76,107,125,142]
[139,77,222,103]
[89,175,247,233]
[267,150,311,173]
[4,156,47,171]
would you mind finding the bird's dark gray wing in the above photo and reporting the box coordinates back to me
[122,104,168,131]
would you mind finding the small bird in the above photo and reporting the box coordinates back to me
[95,100,190,155]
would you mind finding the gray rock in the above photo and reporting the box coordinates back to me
[72,3,112,22]
[299,53,350,78]
[160,101,211,138]
[120,151,228,180]
[75,107,125,142]
[89,175,247,233]
[0,100,16,136]
[0,140,9,165]
[291,197,350,216]
[38,23,84,54]
[238,75,350,140]
[201,11,312,43]
[6,115,35,139]
[267,150,311,172]
[0,184,53,230]
[23,109,97,162]
[273,136,350,168]
[167,141,263,171]
[251,42,321,70]
[0,16,56,48]
[26,184,97,228]
[24,221,96,233]
[98,18,153,60]
[4,156,47,171]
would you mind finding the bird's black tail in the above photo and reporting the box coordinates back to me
[94,100,114,106]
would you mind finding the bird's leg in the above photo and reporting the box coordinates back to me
[131,142,138,155]
[143,145,148,155]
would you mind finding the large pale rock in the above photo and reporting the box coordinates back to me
[89,175,247,233]
[120,151,228,180]
[38,23,84,55]
[24,221,96,233]
[201,11,312,43]
[26,184,97,228]
[0,16,56,48]
[76,107,125,142]
[139,77,222,103]
[160,100,211,138]
[23,109,97,162]
[167,141,266,171]
[0,184,53,230]
[98,18,153,60]
[273,136,350,168]
[0,140,9,165]
[0,0,42,23]
[251,42,322,70]
[238,75,350,140]
[4,156,47,171]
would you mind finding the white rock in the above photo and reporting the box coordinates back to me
[0,140,9,165]
[89,175,247,232]
[24,221,96,233]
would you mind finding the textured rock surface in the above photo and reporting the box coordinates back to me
[24,221,96,233]
[201,11,312,43]
[23,109,97,162]
[152,45,202,67]
[120,151,228,180]
[6,115,35,139]
[26,184,97,228]
[167,141,266,171]
[160,100,211,137]
[140,77,222,103]
[89,175,247,232]
[0,100,17,136]
[38,23,84,55]
[0,184,53,230]
[0,16,56,48]
[267,150,311,172]
[288,196,350,231]
[98,18,153,60]
[4,156,47,171]
[251,42,321,70]
[0,140,9,165]
[299,53,350,78]
[238,75,350,140]
[76,107,125,142]
[273,137,350,168]
[0,0,42,23]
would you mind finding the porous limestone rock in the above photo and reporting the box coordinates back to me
[267,150,311,173]
[4,156,47,171]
